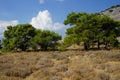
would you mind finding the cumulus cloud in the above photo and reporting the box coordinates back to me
[30,10,65,31]
[0,20,19,39]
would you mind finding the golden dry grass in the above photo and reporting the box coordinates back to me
[0,50,120,80]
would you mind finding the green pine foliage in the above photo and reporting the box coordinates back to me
[2,24,36,51]
[64,12,120,50]
[31,30,61,51]
[2,24,61,51]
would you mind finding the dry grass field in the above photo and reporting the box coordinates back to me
[0,50,120,80]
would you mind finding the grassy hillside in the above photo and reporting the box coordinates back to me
[0,50,120,80]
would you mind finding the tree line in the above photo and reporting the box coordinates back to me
[0,12,120,51]
[1,24,61,51]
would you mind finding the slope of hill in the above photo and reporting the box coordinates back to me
[100,4,120,20]
[0,50,120,80]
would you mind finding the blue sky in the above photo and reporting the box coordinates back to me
[0,0,120,38]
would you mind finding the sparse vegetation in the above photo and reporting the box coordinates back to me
[0,50,120,80]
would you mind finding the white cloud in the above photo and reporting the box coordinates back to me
[39,0,64,4]
[0,20,19,39]
[30,10,65,31]
[39,0,44,4]
[57,0,64,2]
[53,23,64,30]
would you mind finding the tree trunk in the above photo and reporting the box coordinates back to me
[84,42,88,50]
[97,39,100,49]
[105,42,108,49]
[43,45,48,51]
